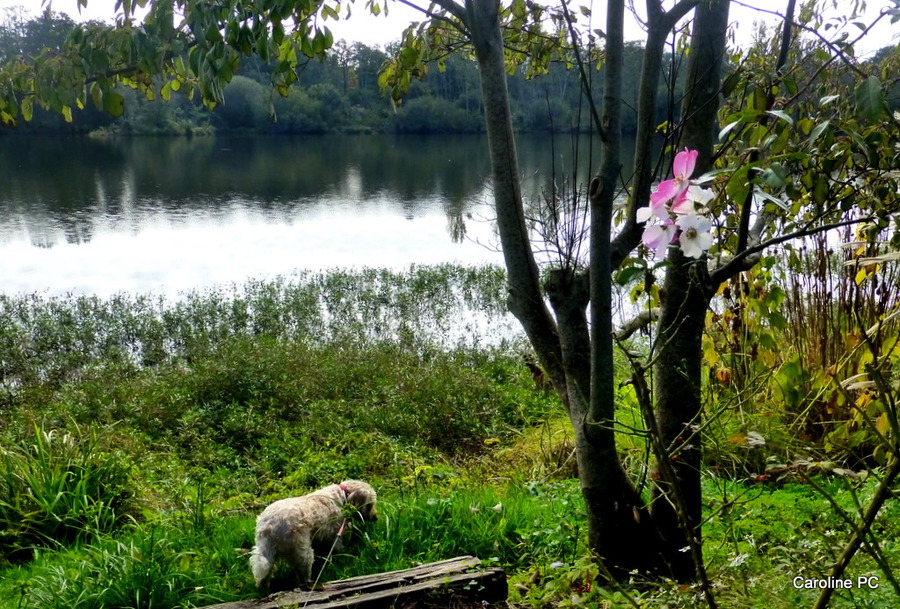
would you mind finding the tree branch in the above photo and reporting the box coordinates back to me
[559,0,606,142]
[399,0,469,36]
[735,0,795,254]
[710,216,872,286]
[614,307,660,341]
[608,0,700,270]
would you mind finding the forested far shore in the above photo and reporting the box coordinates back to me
[0,10,590,135]
[5,9,896,137]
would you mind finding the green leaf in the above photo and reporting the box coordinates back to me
[812,176,829,207]
[806,120,830,148]
[321,4,339,19]
[20,96,33,122]
[725,164,752,203]
[763,163,788,188]
[103,90,125,117]
[766,110,793,125]
[722,72,740,97]
[88,82,102,110]
[855,76,888,123]
[718,119,742,142]
[615,266,644,286]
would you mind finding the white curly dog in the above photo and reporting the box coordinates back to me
[249,480,378,590]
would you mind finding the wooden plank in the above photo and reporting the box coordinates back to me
[201,556,507,609]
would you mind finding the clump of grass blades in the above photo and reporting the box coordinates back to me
[324,481,586,582]
[44,337,554,498]
[10,522,249,609]
[0,426,134,562]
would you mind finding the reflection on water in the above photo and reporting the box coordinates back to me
[0,132,609,297]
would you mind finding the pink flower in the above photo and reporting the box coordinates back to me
[639,147,713,260]
[636,193,669,223]
[651,148,698,208]
[641,218,677,258]
[673,148,698,181]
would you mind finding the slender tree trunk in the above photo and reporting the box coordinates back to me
[576,0,663,575]
[650,0,729,582]
[464,0,569,405]
[466,0,660,574]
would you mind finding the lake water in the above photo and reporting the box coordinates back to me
[0,133,609,297]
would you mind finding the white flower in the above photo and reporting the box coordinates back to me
[671,185,715,215]
[676,213,713,258]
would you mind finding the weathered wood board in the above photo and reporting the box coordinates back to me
[201,556,507,609]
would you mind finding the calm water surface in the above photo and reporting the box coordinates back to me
[1,133,607,297]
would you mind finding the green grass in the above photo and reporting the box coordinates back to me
[1,266,899,609]
[1,482,587,609]
[0,427,134,562]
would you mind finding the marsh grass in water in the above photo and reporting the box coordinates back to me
[0,264,514,394]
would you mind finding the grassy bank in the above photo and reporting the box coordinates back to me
[1,265,898,608]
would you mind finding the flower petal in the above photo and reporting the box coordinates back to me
[676,213,713,258]
[675,213,712,232]
[670,194,695,215]
[643,223,676,258]
[680,233,703,258]
[673,148,698,179]
[685,184,715,206]
[652,179,679,204]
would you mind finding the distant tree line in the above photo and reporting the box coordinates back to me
[1,8,897,136]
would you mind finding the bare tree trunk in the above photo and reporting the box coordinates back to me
[467,0,660,574]
[575,0,666,575]
[650,0,730,582]
[464,0,569,405]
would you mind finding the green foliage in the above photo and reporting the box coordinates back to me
[0,427,134,563]
[701,228,900,472]
[218,75,269,129]
[6,517,251,609]
[2,256,900,606]
[390,96,481,134]
[0,7,656,135]
[2,482,590,609]
[0,0,342,126]
[326,481,585,580]
[0,264,511,390]
[0,265,553,498]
